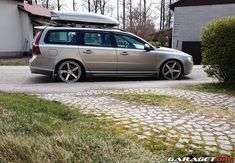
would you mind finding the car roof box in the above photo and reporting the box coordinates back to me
[51,11,119,27]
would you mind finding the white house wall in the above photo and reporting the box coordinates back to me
[172,4,235,50]
[20,11,33,51]
[0,0,32,57]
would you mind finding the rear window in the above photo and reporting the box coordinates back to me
[44,30,79,45]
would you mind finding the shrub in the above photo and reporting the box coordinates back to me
[201,16,235,84]
[149,41,161,47]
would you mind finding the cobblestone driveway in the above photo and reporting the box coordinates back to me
[38,88,235,156]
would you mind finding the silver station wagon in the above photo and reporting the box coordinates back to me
[30,26,193,82]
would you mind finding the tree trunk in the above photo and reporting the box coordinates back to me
[139,0,142,25]
[35,0,37,4]
[160,0,165,30]
[129,0,132,30]
[88,0,91,12]
[46,0,49,9]
[168,0,172,28]
[73,0,75,11]
[57,0,61,11]
[162,0,165,29]
[117,0,120,21]
[143,0,146,25]
[123,0,126,30]
[94,0,99,13]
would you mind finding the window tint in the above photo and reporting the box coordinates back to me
[45,31,79,45]
[84,32,112,47]
[114,34,145,49]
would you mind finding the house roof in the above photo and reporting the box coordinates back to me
[18,3,51,18]
[170,0,235,10]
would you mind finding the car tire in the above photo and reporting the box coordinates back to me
[160,60,183,80]
[57,60,83,83]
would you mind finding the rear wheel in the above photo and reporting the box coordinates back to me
[57,60,83,83]
[161,60,183,80]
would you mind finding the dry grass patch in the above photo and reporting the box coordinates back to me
[0,58,29,66]
[113,93,235,119]
[180,83,235,97]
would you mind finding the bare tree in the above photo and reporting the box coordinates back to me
[143,0,147,25]
[160,0,166,30]
[125,0,156,40]
[168,0,172,27]
[128,0,133,30]
[117,0,120,21]
[139,0,142,25]
[93,0,99,13]
[82,0,113,15]
[123,0,126,30]
[100,0,109,15]
[46,0,49,9]
[88,0,91,12]
[73,0,76,11]
[57,0,62,11]
[159,0,175,30]
[83,0,98,13]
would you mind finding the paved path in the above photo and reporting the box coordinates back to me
[38,88,235,156]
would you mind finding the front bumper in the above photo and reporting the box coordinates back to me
[183,60,194,75]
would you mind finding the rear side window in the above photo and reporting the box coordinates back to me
[83,32,112,47]
[44,30,79,45]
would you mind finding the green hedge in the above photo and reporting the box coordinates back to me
[201,16,235,84]
[149,41,161,47]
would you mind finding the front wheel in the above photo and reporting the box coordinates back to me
[57,60,83,83]
[161,60,183,80]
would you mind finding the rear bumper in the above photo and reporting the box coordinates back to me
[29,55,54,77]
[30,66,54,76]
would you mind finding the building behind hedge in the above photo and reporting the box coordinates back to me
[170,0,235,64]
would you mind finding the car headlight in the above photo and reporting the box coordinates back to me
[187,56,193,63]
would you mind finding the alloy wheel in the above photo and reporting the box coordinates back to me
[58,61,82,83]
[162,60,182,80]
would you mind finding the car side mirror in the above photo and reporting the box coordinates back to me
[144,44,151,51]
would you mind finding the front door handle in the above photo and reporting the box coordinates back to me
[83,50,93,54]
[120,51,128,56]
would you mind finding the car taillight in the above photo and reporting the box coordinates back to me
[33,31,42,55]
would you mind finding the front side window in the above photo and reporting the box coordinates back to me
[83,32,112,47]
[45,31,79,45]
[114,34,145,50]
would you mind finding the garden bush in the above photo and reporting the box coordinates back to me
[149,41,161,47]
[201,16,235,84]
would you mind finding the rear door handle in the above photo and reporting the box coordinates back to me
[83,50,93,54]
[120,51,128,55]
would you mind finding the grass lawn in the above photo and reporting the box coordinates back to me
[0,93,160,162]
[0,58,29,66]
[181,83,235,96]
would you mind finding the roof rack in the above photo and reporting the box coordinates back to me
[52,22,124,31]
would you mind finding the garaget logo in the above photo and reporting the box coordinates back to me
[167,156,234,162]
